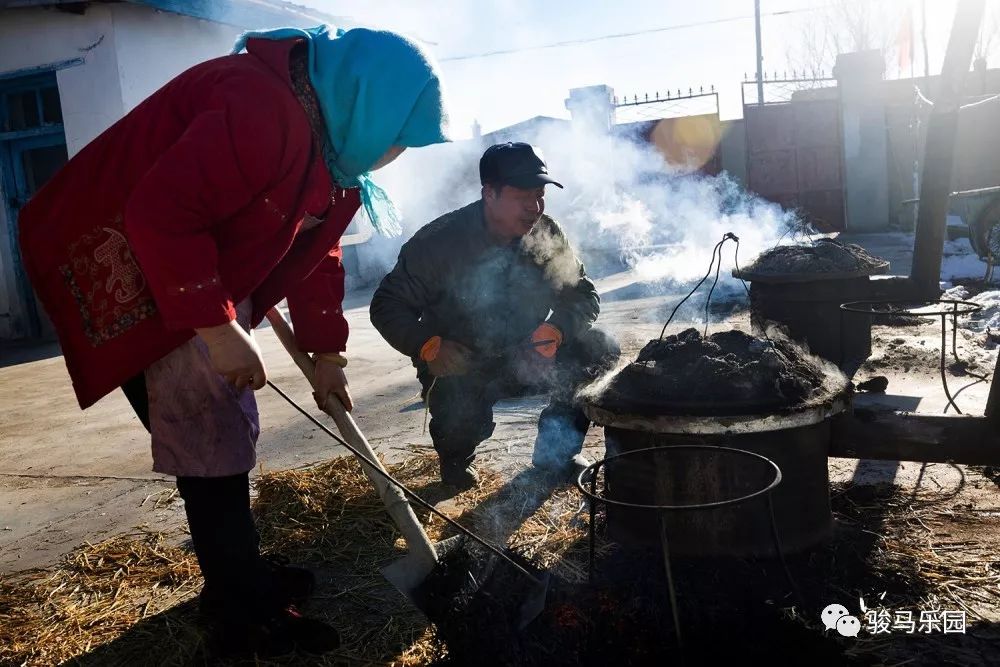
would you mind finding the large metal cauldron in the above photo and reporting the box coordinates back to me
[584,394,849,558]
[734,267,887,370]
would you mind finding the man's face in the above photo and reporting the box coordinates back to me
[484,184,546,241]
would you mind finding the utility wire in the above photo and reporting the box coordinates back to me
[440,6,829,62]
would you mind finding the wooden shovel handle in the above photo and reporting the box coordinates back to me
[264,307,438,566]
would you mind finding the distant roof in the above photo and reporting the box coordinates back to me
[1,0,352,29]
[481,115,568,143]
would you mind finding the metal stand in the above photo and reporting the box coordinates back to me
[840,299,984,413]
[575,445,790,647]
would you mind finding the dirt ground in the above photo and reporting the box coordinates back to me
[4,236,1000,664]
[0,286,670,573]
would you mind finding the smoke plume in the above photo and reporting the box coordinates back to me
[365,119,801,314]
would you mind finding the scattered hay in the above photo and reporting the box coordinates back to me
[251,451,512,665]
[254,452,504,559]
[251,451,599,665]
[5,454,1000,666]
[0,531,203,666]
[788,483,1000,666]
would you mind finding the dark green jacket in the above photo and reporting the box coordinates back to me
[370,200,599,359]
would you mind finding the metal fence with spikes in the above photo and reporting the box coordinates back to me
[741,71,838,106]
[612,86,719,123]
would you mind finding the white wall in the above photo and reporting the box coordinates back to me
[111,4,244,113]
[0,6,246,340]
[0,5,258,158]
[0,6,126,338]
[0,6,125,156]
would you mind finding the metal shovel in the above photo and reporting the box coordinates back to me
[263,308,548,629]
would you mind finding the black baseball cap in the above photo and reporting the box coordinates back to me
[479,142,564,189]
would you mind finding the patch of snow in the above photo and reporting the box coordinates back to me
[962,290,1000,332]
[942,285,970,300]
[945,238,976,254]
[941,238,987,281]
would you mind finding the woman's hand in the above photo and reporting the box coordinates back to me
[195,321,267,390]
[313,358,354,412]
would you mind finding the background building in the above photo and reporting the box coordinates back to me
[0,0,351,340]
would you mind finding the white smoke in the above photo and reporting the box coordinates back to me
[363,117,801,308]
[520,222,584,289]
[351,139,484,285]
[530,121,800,286]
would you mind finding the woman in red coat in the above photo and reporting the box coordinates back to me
[18,25,450,658]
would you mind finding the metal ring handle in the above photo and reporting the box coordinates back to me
[839,299,983,317]
[574,444,782,512]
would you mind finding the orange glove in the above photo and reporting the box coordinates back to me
[421,336,472,376]
[531,323,563,359]
[420,336,442,362]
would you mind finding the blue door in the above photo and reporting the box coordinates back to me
[0,71,68,339]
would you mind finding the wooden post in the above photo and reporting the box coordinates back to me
[910,0,986,293]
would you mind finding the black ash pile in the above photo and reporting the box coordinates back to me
[741,238,888,276]
[413,538,548,664]
[596,328,844,416]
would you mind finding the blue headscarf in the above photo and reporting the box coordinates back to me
[233,26,451,236]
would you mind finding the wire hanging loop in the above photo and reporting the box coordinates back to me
[660,232,742,340]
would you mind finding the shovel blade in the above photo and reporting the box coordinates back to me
[434,535,550,630]
[382,534,549,630]
[379,552,437,603]
[433,535,549,629]
[378,536,468,606]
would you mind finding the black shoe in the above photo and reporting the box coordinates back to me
[208,604,341,659]
[440,462,479,490]
[199,555,316,616]
[263,553,316,607]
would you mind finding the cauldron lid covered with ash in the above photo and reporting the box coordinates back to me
[590,328,848,420]
[734,238,889,284]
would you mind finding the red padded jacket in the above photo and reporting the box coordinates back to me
[19,38,360,408]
